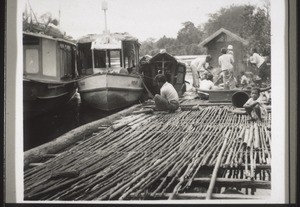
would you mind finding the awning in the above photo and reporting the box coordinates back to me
[91,34,122,50]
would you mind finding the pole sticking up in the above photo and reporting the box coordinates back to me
[102,0,108,33]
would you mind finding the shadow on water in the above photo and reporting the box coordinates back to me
[23,93,125,151]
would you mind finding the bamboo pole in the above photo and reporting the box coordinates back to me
[206,130,230,200]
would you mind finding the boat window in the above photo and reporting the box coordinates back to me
[110,50,122,68]
[23,35,40,45]
[42,39,57,77]
[59,43,74,79]
[77,43,93,71]
[25,49,39,74]
[123,42,135,68]
[94,50,106,68]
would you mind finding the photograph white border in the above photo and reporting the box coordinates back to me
[4,0,289,204]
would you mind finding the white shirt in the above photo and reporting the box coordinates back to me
[250,53,265,68]
[190,56,207,73]
[199,79,214,90]
[161,82,179,102]
[218,54,234,71]
[240,75,249,85]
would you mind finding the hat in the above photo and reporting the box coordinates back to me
[227,45,233,50]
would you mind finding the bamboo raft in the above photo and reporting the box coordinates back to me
[24,98,271,201]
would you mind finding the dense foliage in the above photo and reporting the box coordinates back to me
[140,3,270,57]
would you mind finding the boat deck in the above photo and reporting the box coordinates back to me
[24,93,271,201]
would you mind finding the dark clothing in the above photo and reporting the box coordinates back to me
[258,61,269,81]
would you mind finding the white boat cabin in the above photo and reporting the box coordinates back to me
[23,32,77,82]
[77,33,140,75]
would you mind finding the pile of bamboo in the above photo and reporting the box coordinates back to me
[24,106,271,200]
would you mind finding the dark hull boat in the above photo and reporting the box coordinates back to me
[23,32,78,118]
[139,51,187,97]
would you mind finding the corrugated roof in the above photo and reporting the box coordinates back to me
[198,28,249,47]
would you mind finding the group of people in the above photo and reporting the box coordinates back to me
[147,45,269,122]
[190,45,269,91]
[151,72,267,122]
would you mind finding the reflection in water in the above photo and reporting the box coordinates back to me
[23,92,122,151]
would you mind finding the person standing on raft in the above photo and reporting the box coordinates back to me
[190,55,212,89]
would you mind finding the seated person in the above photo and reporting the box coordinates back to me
[199,73,215,90]
[240,71,250,88]
[127,66,139,75]
[153,74,179,112]
[243,87,267,121]
[119,68,129,74]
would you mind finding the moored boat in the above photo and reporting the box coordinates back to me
[139,51,187,97]
[23,32,78,118]
[76,32,144,111]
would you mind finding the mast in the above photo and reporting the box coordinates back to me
[101,0,108,33]
[58,4,61,29]
[101,0,109,68]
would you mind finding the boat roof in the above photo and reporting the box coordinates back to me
[23,31,77,46]
[77,33,139,50]
[149,51,186,66]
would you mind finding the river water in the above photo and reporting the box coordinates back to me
[23,93,129,151]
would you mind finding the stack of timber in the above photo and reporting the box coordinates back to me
[24,104,271,201]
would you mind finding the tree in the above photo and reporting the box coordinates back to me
[240,5,271,55]
[156,36,176,50]
[203,5,246,38]
[140,38,157,56]
[203,4,271,56]
[177,21,203,45]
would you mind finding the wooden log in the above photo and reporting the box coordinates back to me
[238,127,246,140]
[177,177,271,189]
[50,170,80,180]
[250,144,255,179]
[247,125,254,148]
[243,127,250,145]
[131,109,154,115]
[24,104,142,168]
[253,124,260,149]
[206,130,230,200]
[128,193,268,200]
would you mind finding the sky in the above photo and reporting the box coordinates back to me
[22,0,268,41]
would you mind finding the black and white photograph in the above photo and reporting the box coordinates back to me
[4,0,292,204]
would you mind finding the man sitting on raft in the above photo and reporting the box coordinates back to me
[153,74,179,113]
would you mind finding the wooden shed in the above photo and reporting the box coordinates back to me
[199,28,249,77]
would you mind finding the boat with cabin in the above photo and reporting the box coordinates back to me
[23,31,78,118]
[76,32,144,111]
[139,51,187,97]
